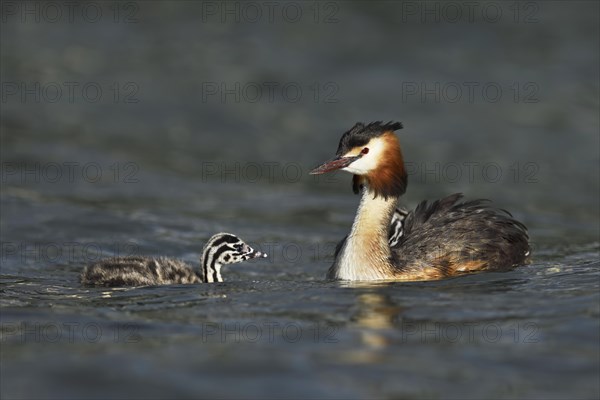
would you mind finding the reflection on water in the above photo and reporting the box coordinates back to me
[352,293,403,330]
[351,293,403,352]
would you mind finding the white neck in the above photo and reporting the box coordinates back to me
[332,187,398,280]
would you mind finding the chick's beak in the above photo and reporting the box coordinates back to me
[309,155,360,175]
[245,245,268,259]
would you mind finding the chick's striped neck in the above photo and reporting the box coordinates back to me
[200,234,239,283]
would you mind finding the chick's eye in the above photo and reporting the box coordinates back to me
[361,147,369,155]
[233,244,243,251]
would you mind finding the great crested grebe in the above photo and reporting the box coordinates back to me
[311,121,530,281]
[81,233,267,287]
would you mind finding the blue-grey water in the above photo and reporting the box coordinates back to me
[1,2,599,399]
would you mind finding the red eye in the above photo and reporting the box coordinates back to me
[361,147,369,155]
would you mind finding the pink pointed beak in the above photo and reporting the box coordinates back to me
[309,155,360,175]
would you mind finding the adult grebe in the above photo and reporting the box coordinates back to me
[311,121,530,281]
[81,233,267,287]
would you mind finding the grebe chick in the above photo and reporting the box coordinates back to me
[81,233,267,287]
[389,207,409,248]
[311,121,530,282]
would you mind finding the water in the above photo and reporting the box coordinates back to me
[1,2,599,399]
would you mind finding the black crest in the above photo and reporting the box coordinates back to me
[336,121,403,156]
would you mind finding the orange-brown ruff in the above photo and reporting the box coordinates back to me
[310,121,530,281]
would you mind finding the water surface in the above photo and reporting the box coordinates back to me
[1,2,599,399]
